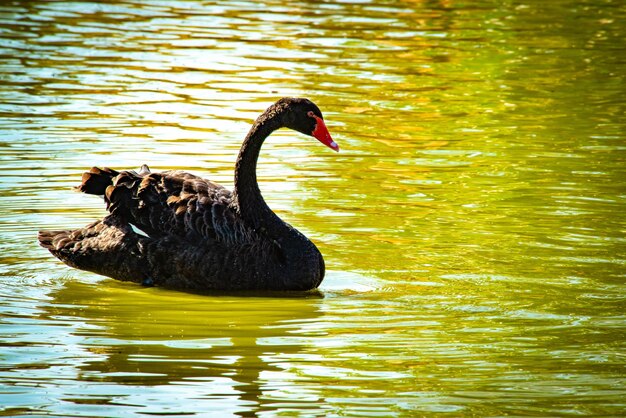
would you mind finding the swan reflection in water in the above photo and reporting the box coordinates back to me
[37,279,325,415]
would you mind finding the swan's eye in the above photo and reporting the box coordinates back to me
[307,111,315,118]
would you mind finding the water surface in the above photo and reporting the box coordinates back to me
[1,1,625,416]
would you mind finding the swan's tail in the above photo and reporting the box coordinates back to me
[38,216,211,290]
[38,216,146,283]
[76,167,119,196]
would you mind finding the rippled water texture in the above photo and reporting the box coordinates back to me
[1,1,625,416]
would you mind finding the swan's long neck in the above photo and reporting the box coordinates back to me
[233,108,288,235]
[232,103,324,289]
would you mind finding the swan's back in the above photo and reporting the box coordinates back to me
[80,166,250,245]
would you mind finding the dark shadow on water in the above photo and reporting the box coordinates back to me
[40,279,325,416]
[140,280,326,299]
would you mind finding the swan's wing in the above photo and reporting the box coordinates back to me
[38,214,283,290]
[80,166,251,244]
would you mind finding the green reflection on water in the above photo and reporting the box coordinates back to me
[0,0,625,416]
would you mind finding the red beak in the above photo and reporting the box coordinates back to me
[311,116,339,152]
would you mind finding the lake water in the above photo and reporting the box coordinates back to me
[1,1,625,416]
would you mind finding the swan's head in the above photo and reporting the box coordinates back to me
[277,97,339,152]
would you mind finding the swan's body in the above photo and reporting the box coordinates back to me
[38,98,338,291]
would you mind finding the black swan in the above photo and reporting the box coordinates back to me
[38,98,339,291]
